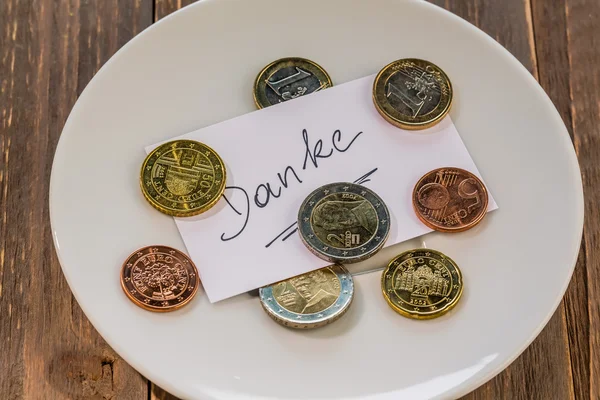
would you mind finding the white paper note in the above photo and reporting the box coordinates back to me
[147,75,497,302]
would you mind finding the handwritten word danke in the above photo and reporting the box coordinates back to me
[220,128,363,241]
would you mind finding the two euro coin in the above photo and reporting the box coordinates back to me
[297,182,390,264]
[259,264,354,329]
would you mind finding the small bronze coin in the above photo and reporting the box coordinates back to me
[373,58,452,130]
[120,245,199,312]
[413,167,489,232]
[253,57,333,109]
[381,249,463,319]
[298,182,390,264]
[140,139,226,217]
[259,264,354,329]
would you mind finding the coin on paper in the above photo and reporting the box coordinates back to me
[413,167,488,232]
[140,139,226,217]
[381,249,463,319]
[298,182,390,263]
[253,57,333,109]
[120,245,199,312]
[259,264,354,329]
[373,58,452,130]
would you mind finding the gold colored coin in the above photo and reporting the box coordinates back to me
[259,264,354,329]
[373,58,453,130]
[253,57,333,109]
[140,140,226,217]
[381,249,463,319]
[120,245,199,312]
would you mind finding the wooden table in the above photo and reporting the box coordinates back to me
[1,0,597,398]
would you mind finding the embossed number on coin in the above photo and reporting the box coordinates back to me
[413,167,489,232]
[381,249,463,319]
[373,58,452,130]
[298,182,390,263]
[253,57,333,109]
[259,264,353,329]
[120,245,199,312]
[140,139,226,217]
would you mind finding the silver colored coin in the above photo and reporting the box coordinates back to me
[259,264,354,329]
[298,182,390,263]
[253,57,333,109]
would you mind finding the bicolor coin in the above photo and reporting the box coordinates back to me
[259,264,353,329]
[253,57,332,109]
[298,182,390,263]
[373,58,452,130]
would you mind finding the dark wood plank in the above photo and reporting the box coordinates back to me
[155,0,198,22]
[0,1,152,398]
[532,0,600,398]
[426,1,576,399]
[567,1,600,396]
[151,384,181,400]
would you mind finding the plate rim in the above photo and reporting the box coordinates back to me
[49,0,585,398]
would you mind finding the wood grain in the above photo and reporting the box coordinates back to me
[531,0,600,398]
[568,0,600,396]
[155,0,198,22]
[0,1,152,398]
[0,0,596,399]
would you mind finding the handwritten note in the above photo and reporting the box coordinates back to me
[147,75,497,302]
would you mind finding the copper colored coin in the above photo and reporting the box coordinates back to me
[120,245,199,312]
[413,167,489,232]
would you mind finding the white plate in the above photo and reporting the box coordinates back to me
[49,0,583,399]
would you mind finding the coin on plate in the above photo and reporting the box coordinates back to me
[140,139,226,217]
[298,182,390,263]
[120,245,199,312]
[381,249,463,319]
[373,58,452,130]
[413,167,488,232]
[253,57,333,109]
[259,264,354,329]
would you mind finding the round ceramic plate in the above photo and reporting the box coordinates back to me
[49,0,583,399]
